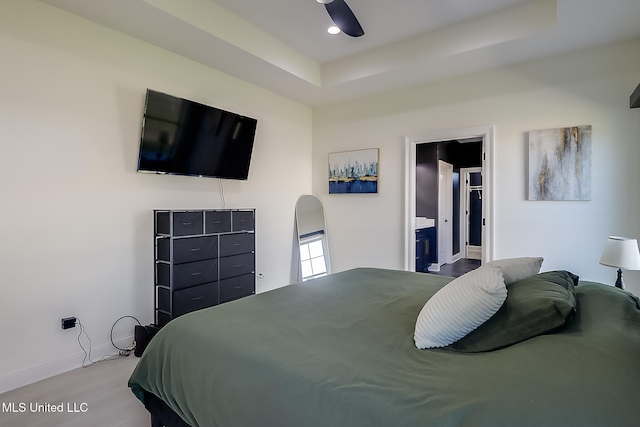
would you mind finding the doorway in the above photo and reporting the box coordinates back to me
[461,167,483,260]
[404,126,494,271]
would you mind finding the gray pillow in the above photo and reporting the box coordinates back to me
[447,270,578,352]
[414,266,507,349]
[485,257,544,285]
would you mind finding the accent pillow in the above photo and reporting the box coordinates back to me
[414,266,507,349]
[447,270,578,352]
[485,257,544,285]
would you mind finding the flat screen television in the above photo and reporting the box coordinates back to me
[137,89,258,180]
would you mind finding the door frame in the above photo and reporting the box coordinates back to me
[437,160,454,268]
[404,125,494,271]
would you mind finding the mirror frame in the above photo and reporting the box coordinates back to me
[295,195,331,281]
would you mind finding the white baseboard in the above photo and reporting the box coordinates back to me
[0,335,134,395]
[468,246,482,260]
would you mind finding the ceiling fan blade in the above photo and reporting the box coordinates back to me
[325,0,364,37]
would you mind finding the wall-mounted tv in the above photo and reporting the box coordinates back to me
[137,89,258,180]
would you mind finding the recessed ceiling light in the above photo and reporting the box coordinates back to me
[316,0,334,4]
[327,26,341,35]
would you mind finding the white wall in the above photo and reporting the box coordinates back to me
[313,39,640,294]
[0,1,312,392]
[3,0,639,395]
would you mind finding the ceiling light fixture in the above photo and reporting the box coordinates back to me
[315,0,364,38]
[328,26,340,35]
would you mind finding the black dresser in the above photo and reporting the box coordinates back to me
[154,209,255,327]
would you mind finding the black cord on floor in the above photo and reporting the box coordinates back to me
[76,315,141,367]
[110,315,141,356]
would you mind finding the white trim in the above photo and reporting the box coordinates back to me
[0,335,133,394]
[468,245,482,259]
[404,126,494,271]
[437,160,454,266]
[404,136,417,271]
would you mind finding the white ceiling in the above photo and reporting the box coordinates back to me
[40,0,640,106]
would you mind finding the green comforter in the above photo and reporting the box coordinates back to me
[129,268,640,427]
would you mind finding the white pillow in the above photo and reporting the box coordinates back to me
[485,257,544,285]
[414,266,507,349]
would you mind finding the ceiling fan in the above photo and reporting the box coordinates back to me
[316,0,365,38]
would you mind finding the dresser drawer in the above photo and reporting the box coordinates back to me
[220,253,254,280]
[157,211,204,236]
[157,259,218,290]
[219,233,255,257]
[157,286,171,314]
[157,235,218,264]
[172,282,219,317]
[157,311,172,328]
[232,210,255,231]
[220,274,255,303]
[205,210,231,233]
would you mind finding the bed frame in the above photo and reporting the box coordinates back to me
[144,391,191,427]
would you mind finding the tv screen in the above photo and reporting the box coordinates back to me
[137,89,257,180]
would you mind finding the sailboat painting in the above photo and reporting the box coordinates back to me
[528,125,591,201]
[329,148,379,194]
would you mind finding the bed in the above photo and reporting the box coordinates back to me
[128,267,640,427]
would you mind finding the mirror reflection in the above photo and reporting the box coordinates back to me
[295,195,331,281]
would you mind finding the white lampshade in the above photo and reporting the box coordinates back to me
[599,236,640,270]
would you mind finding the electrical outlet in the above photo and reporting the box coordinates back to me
[61,317,77,330]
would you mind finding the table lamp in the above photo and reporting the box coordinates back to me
[599,236,640,289]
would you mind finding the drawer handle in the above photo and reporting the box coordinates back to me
[233,264,243,268]
[190,248,201,252]
[191,296,204,301]
[182,222,193,226]
[190,272,202,276]
[233,285,244,289]
[233,243,242,246]
[212,221,222,224]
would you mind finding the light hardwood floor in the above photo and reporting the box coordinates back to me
[0,355,149,427]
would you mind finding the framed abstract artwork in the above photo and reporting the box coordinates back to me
[328,148,379,194]
[527,125,592,201]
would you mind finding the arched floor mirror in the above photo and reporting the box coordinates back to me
[295,195,331,281]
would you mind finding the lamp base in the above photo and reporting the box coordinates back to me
[615,268,625,289]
